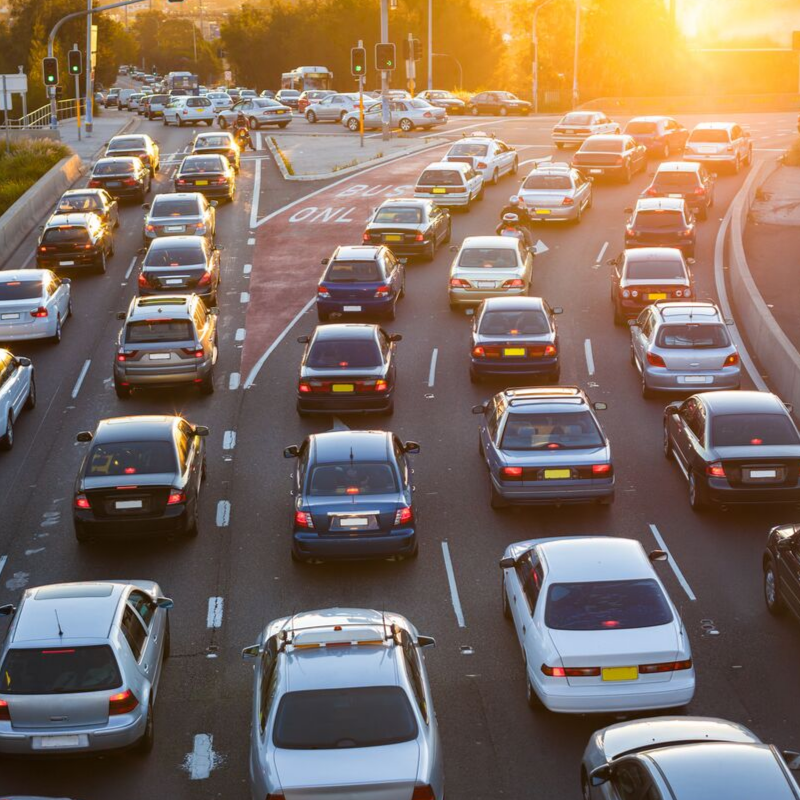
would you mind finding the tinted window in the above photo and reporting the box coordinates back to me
[458,248,517,269]
[0,646,122,694]
[57,194,103,213]
[42,227,90,245]
[181,157,225,173]
[306,339,381,369]
[144,245,206,267]
[196,135,233,148]
[93,161,135,175]
[126,319,194,343]
[625,257,686,280]
[545,579,673,631]
[500,411,604,450]
[128,591,156,627]
[121,606,147,661]
[151,197,201,216]
[308,462,398,495]
[0,281,42,301]
[186,97,211,107]
[324,260,382,282]
[107,137,146,150]
[522,174,572,190]
[449,143,489,158]
[86,440,177,477]
[689,128,729,143]
[710,413,800,447]
[656,324,730,349]
[580,138,623,153]
[374,207,423,224]
[418,169,463,186]
[273,687,418,749]
[625,121,658,134]
[653,172,699,189]
[479,309,549,336]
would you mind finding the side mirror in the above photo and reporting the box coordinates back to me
[0,604,16,616]
[389,333,403,342]
[783,750,800,771]
[416,635,436,648]
[141,202,151,210]
[16,357,32,367]
[38,225,44,231]
[116,311,126,320]
[156,597,174,609]
[208,307,220,316]
[552,306,563,315]
[472,403,487,415]
[665,404,680,416]
[283,445,299,459]
[76,431,93,442]
[593,402,608,411]
[623,206,633,214]
[214,245,224,251]
[297,335,310,344]
[194,425,210,437]
[590,765,612,787]
[785,403,794,414]
[320,257,329,265]
[210,200,218,207]
[686,257,696,266]
[605,257,617,267]
[648,549,668,562]
[777,536,795,552]
[627,319,639,328]
[404,441,420,454]
[449,245,458,253]
[499,556,516,569]
[241,644,261,660]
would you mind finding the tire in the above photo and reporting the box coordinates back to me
[163,116,169,126]
[51,316,62,343]
[688,471,707,512]
[177,116,184,127]
[218,116,228,129]
[306,111,317,123]
[114,381,131,399]
[698,204,708,221]
[502,579,511,620]
[745,147,753,166]
[185,502,199,537]
[491,169,499,185]
[278,122,289,129]
[136,703,154,754]
[470,106,479,116]
[385,302,396,322]
[623,163,632,184]
[764,559,785,615]
[399,118,413,133]
[108,238,115,257]
[24,376,36,410]
[732,156,740,175]
[555,142,564,149]
[490,482,509,510]
[347,117,359,131]
[476,184,485,201]
[382,399,395,417]
[499,106,508,117]
[421,240,435,262]
[296,402,310,418]
[443,222,452,244]
[574,201,582,225]
[511,157,519,175]
[469,367,481,385]
[74,522,90,543]
[662,143,670,159]
[663,422,673,459]
[249,116,260,130]
[96,250,106,275]
[525,670,543,709]
[0,413,13,451]
[613,302,624,326]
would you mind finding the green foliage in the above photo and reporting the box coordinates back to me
[0,137,71,216]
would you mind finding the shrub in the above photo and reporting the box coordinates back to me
[0,137,72,216]
[784,137,800,167]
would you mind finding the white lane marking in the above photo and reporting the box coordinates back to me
[331,416,349,431]
[243,263,252,275]
[216,500,230,527]
[71,360,91,399]
[249,159,262,229]
[235,328,246,342]
[125,256,137,280]
[183,733,223,780]
[222,431,236,450]
[207,597,224,629]
[228,372,240,390]
[518,155,553,167]
[240,292,250,304]
[247,237,255,246]
[25,548,45,556]
[0,555,7,581]
[595,241,609,264]
[244,297,315,388]
[534,239,549,255]
[441,541,466,628]
[427,348,438,387]
[584,339,595,376]
[648,524,696,602]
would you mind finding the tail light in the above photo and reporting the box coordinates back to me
[541,664,566,677]
[374,379,388,392]
[561,196,574,205]
[414,233,424,242]
[501,466,523,480]
[181,348,205,358]
[723,352,739,367]
[74,493,91,510]
[423,112,433,118]
[298,381,311,393]
[122,177,137,186]
[138,273,151,288]
[212,177,228,184]
[362,232,371,242]
[625,226,635,236]
[30,307,48,318]
[679,229,692,237]
[591,463,612,475]
[374,285,390,298]
[450,278,470,288]
[394,506,413,525]
[109,689,139,715]
[693,186,706,195]
[615,156,624,164]
[0,698,9,721]
[472,345,485,357]
[476,161,487,169]
[294,510,314,529]
[645,187,659,196]
[317,285,330,298]
[196,271,212,287]
[266,794,286,800]
[502,278,524,288]
[176,178,186,185]
[640,659,692,674]
[706,462,726,478]
[88,179,101,187]
[541,664,600,677]
[412,787,436,800]
[167,490,186,505]
[646,351,666,367]
[145,224,156,232]
[726,145,734,152]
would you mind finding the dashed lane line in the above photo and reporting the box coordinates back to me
[441,541,466,628]
[222,431,236,450]
[595,241,609,264]
[584,339,595,376]
[207,596,224,629]
[427,348,438,388]
[216,500,231,527]
[228,372,240,390]
[71,360,91,399]
[125,256,137,280]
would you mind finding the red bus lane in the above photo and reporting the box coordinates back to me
[242,147,450,382]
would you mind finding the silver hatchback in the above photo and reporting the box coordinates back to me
[629,301,741,398]
[243,607,443,800]
[0,580,173,755]
[518,163,593,222]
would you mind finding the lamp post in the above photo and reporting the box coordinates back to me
[427,0,433,90]
[531,0,557,114]
[432,53,462,90]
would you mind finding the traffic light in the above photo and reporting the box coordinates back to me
[350,46,366,77]
[42,57,58,87]
[412,38,422,61]
[68,50,82,76]
[375,43,396,71]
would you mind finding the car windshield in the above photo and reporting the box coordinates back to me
[93,161,135,175]
[429,91,451,99]
[449,143,489,157]
[656,324,730,349]
[418,169,462,186]
[625,258,686,280]
[151,197,201,216]
[652,172,698,190]
[480,309,549,336]
[196,136,232,148]
[144,246,205,267]
[498,92,517,100]
[689,128,729,143]
[181,157,224,174]
[633,210,685,230]
[710,413,800,447]
[0,280,41,301]
[580,138,623,152]
[500,410,604,450]
[125,319,194,343]
[185,98,211,107]
[560,113,594,125]
[308,462,398,495]
[625,121,658,134]
[86,440,177,476]
[273,687,418,750]
[150,95,168,103]
[306,339,382,369]
[42,227,90,244]
[522,174,572,190]
[0,646,122,695]
[373,207,423,224]
[57,194,103,213]
[108,137,146,150]
[324,260,382,282]
[458,248,517,269]
[545,579,673,631]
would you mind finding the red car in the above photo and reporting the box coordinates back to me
[298,90,335,113]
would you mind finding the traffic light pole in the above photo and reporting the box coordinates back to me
[72,45,81,142]
[379,0,390,142]
[85,0,93,134]
[358,39,364,149]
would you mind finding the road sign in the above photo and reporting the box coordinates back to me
[0,74,27,93]
[224,70,232,82]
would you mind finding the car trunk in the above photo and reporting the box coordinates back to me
[573,152,623,167]
[500,447,608,487]
[7,690,112,729]
[365,225,423,246]
[454,267,518,291]
[177,172,226,190]
[321,280,385,301]
[474,334,553,361]
[142,266,207,292]
[148,215,203,236]
[621,279,690,301]
[300,366,388,396]
[305,494,400,534]
[111,148,149,165]
[83,473,175,518]
[93,174,138,191]
[659,347,730,372]
[121,338,202,377]
[714,446,800,487]
[0,299,45,329]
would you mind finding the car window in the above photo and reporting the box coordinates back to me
[656,324,730,349]
[57,194,103,213]
[639,310,653,339]
[515,551,543,613]
[449,142,489,158]
[258,636,279,735]
[392,436,409,486]
[306,338,381,369]
[307,462,398,496]
[121,605,147,661]
[324,260,382,282]
[522,173,572,190]
[500,410,604,450]
[42,226,90,245]
[613,760,660,800]
[180,157,225,174]
[458,248,517,269]
[176,429,190,472]
[0,280,41,302]
[580,138,623,153]
[144,245,205,267]
[128,590,156,629]
[625,120,658,134]
[680,398,704,440]
[151,197,201,216]
[374,206,423,224]
[86,440,177,476]
[625,256,685,280]
[93,160,135,175]
[653,171,698,190]
[688,128,729,143]
[399,629,428,723]
[126,319,194,343]
[710,413,800,447]
[479,309,549,336]
[418,169,464,187]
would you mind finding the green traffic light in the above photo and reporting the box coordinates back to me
[47,76,54,83]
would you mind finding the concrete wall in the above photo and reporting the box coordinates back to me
[0,152,83,262]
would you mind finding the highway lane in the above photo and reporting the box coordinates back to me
[0,110,798,798]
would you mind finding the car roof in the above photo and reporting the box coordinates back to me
[481,296,545,312]
[628,115,671,122]
[698,390,787,415]
[146,235,205,249]
[653,302,721,322]
[528,161,572,172]
[182,153,224,162]
[44,213,96,227]
[195,131,233,139]
[0,270,51,283]
[310,430,390,464]
[537,537,653,582]
[634,198,686,211]
[500,386,591,413]
[657,161,701,173]
[60,188,107,198]
[152,192,203,203]
[624,247,685,261]
[423,161,470,173]
[94,156,140,165]
[332,245,382,261]
[128,295,195,320]
[376,198,430,208]
[94,414,180,443]
[461,235,520,249]
[584,134,625,142]
[312,323,378,341]
[108,135,148,144]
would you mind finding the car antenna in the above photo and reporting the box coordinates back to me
[54,609,64,637]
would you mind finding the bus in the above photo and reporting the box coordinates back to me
[166,71,199,95]
[280,66,334,92]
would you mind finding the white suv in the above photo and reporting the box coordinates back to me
[0,349,35,451]
[683,122,753,174]
[163,96,215,127]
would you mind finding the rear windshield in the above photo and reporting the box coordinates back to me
[418,169,463,187]
[126,319,194,343]
[625,258,686,280]
[150,95,168,103]
[0,645,122,695]
[560,113,593,126]
[86,440,177,477]
[0,281,41,301]
[144,245,206,267]
[57,194,103,213]
[195,136,232,149]
[93,161,135,175]
[501,410,604,450]
[656,324,730,349]
[280,90,300,97]
[42,227,90,244]
[522,174,572,190]
[580,138,623,153]
[273,687,418,750]
[710,413,800,447]
[308,462,398,495]
[306,339,381,369]
[545,579,673,631]
[459,248,517,269]
[107,137,146,150]
[633,210,685,229]
[625,121,658,134]
[151,197,201,216]
[689,128,729,143]
[449,143,488,157]
[186,97,211,107]
[653,172,698,189]
[480,309,549,336]
[181,157,224,174]
[373,207,423,224]
[324,260,382,282]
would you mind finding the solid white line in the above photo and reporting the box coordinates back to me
[518,155,552,167]
[244,297,315,388]
[584,339,595,376]
[243,263,252,275]
[235,328,246,341]
[240,292,249,303]
[206,597,224,629]
[228,372,240,390]
[441,541,466,628]
[648,524,696,601]
[216,500,230,527]
[222,431,236,450]
[427,348,438,387]
[125,256,137,280]
[0,555,7,581]
[249,159,262,230]
[71,360,91,399]
[595,241,609,264]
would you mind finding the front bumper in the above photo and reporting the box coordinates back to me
[292,528,416,560]
[297,390,394,414]
[491,474,615,504]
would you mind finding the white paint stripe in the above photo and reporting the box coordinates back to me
[427,348,438,387]
[125,256,137,280]
[244,297,315,388]
[216,500,230,527]
[185,733,218,780]
[228,372,240,390]
[243,263,252,275]
[441,541,466,628]
[247,237,255,246]
[584,339,595,376]
[206,597,224,629]
[235,328,246,341]
[71,360,91,399]
[249,159,262,230]
[518,155,553,167]
[595,241,609,264]
[240,292,249,303]
[222,430,236,450]
[648,524,696,601]
[0,555,7,581]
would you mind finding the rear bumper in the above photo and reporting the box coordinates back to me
[471,357,559,378]
[705,478,800,506]
[74,503,189,536]
[414,191,470,207]
[37,252,101,270]
[297,391,394,414]
[0,320,55,341]
[114,361,212,387]
[491,475,615,504]
[642,368,741,392]
[552,134,589,145]
[317,297,395,316]
[103,185,144,199]
[527,206,579,222]
[365,239,431,256]
[449,287,527,306]
[683,152,736,164]
[293,528,416,560]
[177,184,232,198]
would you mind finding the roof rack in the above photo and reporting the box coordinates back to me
[274,619,401,653]
[461,130,495,139]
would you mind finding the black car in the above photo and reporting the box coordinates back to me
[764,523,800,619]
[88,156,152,202]
[624,198,696,258]
[138,235,221,305]
[296,323,400,416]
[55,188,120,229]
[363,199,451,261]
[72,415,208,542]
[642,162,716,220]
[36,213,114,274]
[467,91,531,116]
[284,429,419,562]
[175,154,236,201]
[417,90,466,115]
[572,135,647,183]
[664,390,800,511]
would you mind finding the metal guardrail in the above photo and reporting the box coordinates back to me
[0,98,86,129]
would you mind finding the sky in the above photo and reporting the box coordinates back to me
[678,0,798,45]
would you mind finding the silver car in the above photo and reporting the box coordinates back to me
[0,348,35,451]
[0,269,71,343]
[242,607,443,800]
[217,98,292,129]
[629,301,741,398]
[551,110,619,147]
[142,192,216,244]
[448,235,533,309]
[582,716,800,800]
[206,91,233,111]
[518,163,593,222]
[342,99,447,132]
[0,580,173,755]
[305,92,359,123]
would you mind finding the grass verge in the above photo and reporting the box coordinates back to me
[0,138,71,216]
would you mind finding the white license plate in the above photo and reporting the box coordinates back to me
[148,353,170,360]
[589,168,602,174]
[750,469,777,479]
[681,375,710,384]
[36,734,84,749]
[116,499,143,510]
[107,181,121,187]
[343,517,368,527]
[668,193,683,198]
[0,313,19,320]
[165,278,183,285]
[165,225,184,232]
[477,281,495,288]
[60,260,75,266]
[699,146,716,154]
[343,305,362,312]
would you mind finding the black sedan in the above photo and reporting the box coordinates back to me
[664,390,800,511]
[138,235,221,305]
[284,429,419,562]
[362,198,451,261]
[55,188,120,229]
[764,523,800,619]
[467,91,531,116]
[175,154,236,201]
[417,90,466,115]
[296,323,400,416]
[624,198,696,258]
[88,156,152,202]
[72,414,208,542]
[572,135,647,183]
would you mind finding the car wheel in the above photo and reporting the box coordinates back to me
[745,147,753,166]
[114,381,131,399]
[662,142,670,159]
[0,413,13,451]
[248,116,260,130]
[490,482,509,510]
[74,521,91,544]
[306,111,317,123]
[499,106,508,117]
[764,560,785,615]
[399,118,413,133]
[663,422,673,459]
[296,402,310,418]
[470,106,479,116]
[385,302,396,322]
[424,241,436,262]
[581,770,592,800]
[476,184,485,201]
[51,316,62,343]
[199,370,214,395]
[586,189,593,210]
[688,471,707,512]
[555,142,564,149]
[469,367,481,385]
[502,579,512,620]
[25,376,36,410]
[491,169,499,185]
[525,671,542,709]
[136,702,155,755]
[186,502,199,537]
[623,163,632,184]
[732,156,740,175]
[382,399,395,417]
[108,237,115,257]
[511,157,519,175]
[97,250,107,275]
[574,201,582,224]
[177,116,184,127]
[347,117,359,131]
[641,372,654,399]
[218,116,228,129]
[278,122,289,129]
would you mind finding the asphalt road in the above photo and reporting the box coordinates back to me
[0,108,798,799]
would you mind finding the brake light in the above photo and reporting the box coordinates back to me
[679,229,692,237]
[196,271,212,287]
[138,273,150,288]
[145,224,156,232]
[362,232,371,242]
[298,381,311,393]
[74,494,90,510]
[87,179,101,187]
[394,506,413,525]
[615,156,624,164]
[38,245,48,252]
[640,659,692,674]
[502,278,524,288]
[411,787,436,800]
[591,463,612,475]
[294,510,314,529]
[0,699,9,721]
[723,353,739,367]
[501,466,523,480]
[726,145,734,152]
[109,689,139,715]
[693,186,705,195]
[706,462,726,478]
[541,664,566,677]
[374,379,388,392]
[167,490,186,505]
[122,177,137,186]
[176,178,186,185]
[317,285,330,298]
[541,664,601,677]
[645,187,659,196]
[625,226,635,236]
[472,345,485,357]
[543,344,557,357]
[450,278,470,288]
[30,307,48,318]
[374,285,390,298]
[423,112,433,119]
[646,351,666,367]
[266,794,286,800]
[414,233,424,242]
[476,161,487,169]
[180,347,204,358]
[561,196,574,205]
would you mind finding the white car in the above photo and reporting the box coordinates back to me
[0,348,35,451]
[0,270,72,344]
[551,111,619,148]
[206,91,233,111]
[414,161,483,208]
[500,536,695,714]
[683,121,753,174]
[443,132,519,184]
[162,96,216,127]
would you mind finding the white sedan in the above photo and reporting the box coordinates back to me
[0,270,72,343]
[0,348,35,450]
[342,99,447,133]
[500,536,694,714]
[443,132,519,184]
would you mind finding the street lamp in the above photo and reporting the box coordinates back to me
[432,53,462,90]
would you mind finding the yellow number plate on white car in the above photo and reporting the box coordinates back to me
[535,209,551,215]
[602,666,638,682]
[432,187,446,194]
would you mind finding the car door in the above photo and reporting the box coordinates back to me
[384,251,402,296]
[672,397,705,472]
[318,95,336,120]
[121,602,152,687]
[46,275,67,321]
[178,420,202,505]
[0,354,25,420]
[775,529,800,618]
[631,308,652,367]
[601,757,663,800]
[513,552,545,673]
[127,590,165,690]
[393,435,414,505]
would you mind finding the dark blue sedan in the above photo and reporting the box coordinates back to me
[284,430,420,562]
[470,296,562,384]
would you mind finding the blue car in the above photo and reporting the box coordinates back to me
[470,296,562,384]
[284,430,420,562]
[317,245,405,322]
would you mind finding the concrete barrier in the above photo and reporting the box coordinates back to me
[728,160,800,410]
[0,152,83,263]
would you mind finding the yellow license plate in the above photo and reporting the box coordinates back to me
[503,348,526,356]
[535,209,551,215]
[384,234,403,242]
[648,293,667,300]
[602,666,638,682]
[276,110,287,114]
[195,180,209,186]
[544,469,571,479]
[332,384,354,393]
[432,187,446,194]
